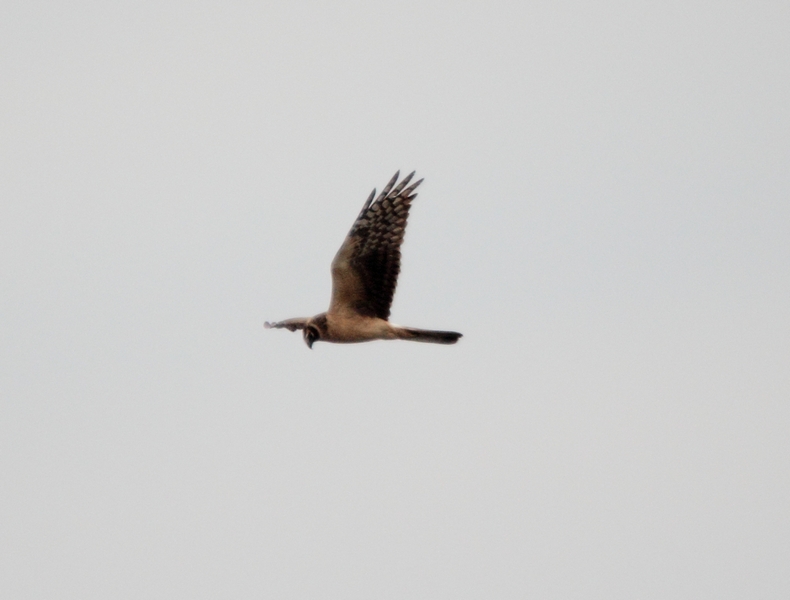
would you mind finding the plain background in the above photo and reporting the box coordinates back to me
[1,1,788,598]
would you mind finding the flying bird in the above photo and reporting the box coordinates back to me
[265,171,462,349]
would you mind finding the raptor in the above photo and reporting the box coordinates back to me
[265,171,462,348]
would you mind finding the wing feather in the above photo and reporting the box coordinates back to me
[329,171,422,320]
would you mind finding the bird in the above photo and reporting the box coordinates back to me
[265,171,462,349]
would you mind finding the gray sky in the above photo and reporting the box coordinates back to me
[1,1,788,598]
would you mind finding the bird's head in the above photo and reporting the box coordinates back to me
[303,323,320,349]
[302,313,328,349]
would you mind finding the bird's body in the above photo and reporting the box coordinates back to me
[265,171,462,348]
[303,312,396,344]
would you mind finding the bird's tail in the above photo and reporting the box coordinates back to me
[394,326,462,345]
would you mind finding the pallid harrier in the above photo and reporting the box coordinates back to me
[265,171,462,348]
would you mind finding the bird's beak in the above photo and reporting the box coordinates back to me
[304,337,314,349]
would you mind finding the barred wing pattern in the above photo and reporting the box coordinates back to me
[329,171,423,320]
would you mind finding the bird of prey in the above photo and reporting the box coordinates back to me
[265,171,462,349]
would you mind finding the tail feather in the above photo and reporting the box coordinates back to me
[395,327,462,345]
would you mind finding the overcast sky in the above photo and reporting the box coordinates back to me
[1,1,789,598]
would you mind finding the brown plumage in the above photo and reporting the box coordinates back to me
[265,171,462,348]
[330,171,420,320]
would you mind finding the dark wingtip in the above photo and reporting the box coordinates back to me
[390,171,416,197]
[365,188,376,208]
[376,171,400,202]
[404,178,423,196]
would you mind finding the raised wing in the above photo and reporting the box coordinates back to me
[329,171,422,320]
